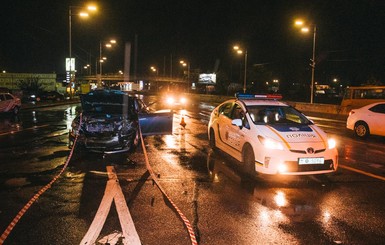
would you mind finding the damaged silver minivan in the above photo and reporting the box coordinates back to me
[69,89,173,153]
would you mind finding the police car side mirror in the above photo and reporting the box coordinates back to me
[232,119,243,128]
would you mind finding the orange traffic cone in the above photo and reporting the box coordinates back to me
[180,116,186,128]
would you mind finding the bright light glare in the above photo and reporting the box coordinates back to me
[301,27,310,33]
[295,20,304,26]
[87,5,97,11]
[274,191,286,207]
[166,97,174,105]
[259,136,284,150]
[328,138,337,149]
[79,12,89,17]
[180,97,187,104]
[277,163,287,173]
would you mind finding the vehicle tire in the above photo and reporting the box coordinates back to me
[209,129,216,149]
[70,143,85,161]
[242,144,256,176]
[12,106,19,115]
[354,121,369,138]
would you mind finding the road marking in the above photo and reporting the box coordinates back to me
[340,164,385,181]
[80,166,141,245]
[97,231,124,244]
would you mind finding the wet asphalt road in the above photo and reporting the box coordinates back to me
[0,96,385,244]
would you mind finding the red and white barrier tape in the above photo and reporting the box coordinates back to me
[138,126,199,245]
[0,113,83,245]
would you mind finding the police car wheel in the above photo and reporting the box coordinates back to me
[243,144,255,174]
[209,129,216,149]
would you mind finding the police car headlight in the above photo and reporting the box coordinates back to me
[328,138,337,149]
[258,135,284,150]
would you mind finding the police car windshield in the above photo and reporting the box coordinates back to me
[247,105,312,125]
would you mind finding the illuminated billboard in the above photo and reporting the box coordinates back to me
[199,73,216,84]
[65,58,75,72]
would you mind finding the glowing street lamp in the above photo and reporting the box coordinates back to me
[294,19,317,104]
[98,39,117,86]
[180,60,190,91]
[150,66,159,75]
[233,45,248,93]
[68,4,97,73]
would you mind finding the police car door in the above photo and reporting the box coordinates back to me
[226,103,248,153]
[215,102,232,147]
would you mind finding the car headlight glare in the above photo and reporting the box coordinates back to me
[166,97,175,105]
[180,97,187,104]
[328,138,337,149]
[258,135,284,150]
[277,163,288,173]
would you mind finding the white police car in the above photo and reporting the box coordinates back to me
[208,94,338,176]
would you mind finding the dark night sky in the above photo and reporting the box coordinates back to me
[1,0,385,86]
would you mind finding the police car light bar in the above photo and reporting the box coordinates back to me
[235,93,282,100]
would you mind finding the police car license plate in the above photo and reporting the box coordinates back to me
[298,157,324,165]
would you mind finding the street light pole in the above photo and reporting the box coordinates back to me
[310,25,317,104]
[294,20,317,104]
[98,39,116,87]
[68,5,97,95]
[233,45,247,93]
[68,7,76,98]
[99,41,102,86]
[180,60,190,92]
[187,62,190,92]
[69,8,72,61]
[243,50,248,93]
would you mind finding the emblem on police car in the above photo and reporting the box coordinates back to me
[307,147,315,154]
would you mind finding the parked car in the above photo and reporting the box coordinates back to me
[0,93,21,114]
[39,91,66,101]
[21,91,40,103]
[69,89,173,153]
[346,102,385,138]
[208,93,338,176]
